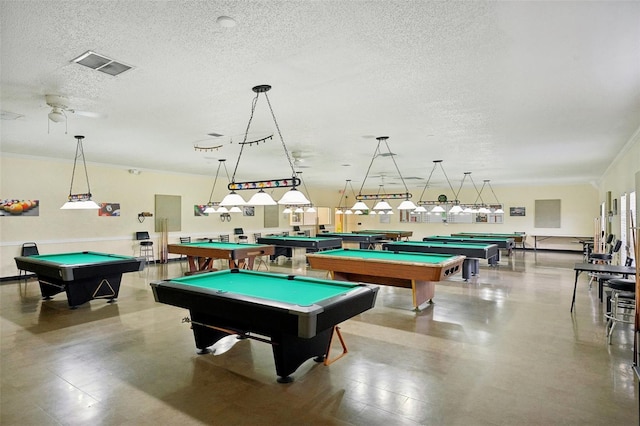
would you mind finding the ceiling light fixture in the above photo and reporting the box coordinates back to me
[60,135,100,210]
[222,85,310,207]
[415,160,460,214]
[203,159,228,214]
[354,136,415,211]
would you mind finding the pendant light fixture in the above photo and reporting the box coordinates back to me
[353,136,415,211]
[60,135,100,210]
[223,85,310,207]
[415,160,460,214]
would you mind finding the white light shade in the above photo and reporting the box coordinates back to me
[278,188,310,205]
[463,206,473,213]
[345,210,353,215]
[431,205,445,213]
[354,210,363,215]
[203,205,217,214]
[220,191,246,206]
[48,110,66,123]
[495,208,505,213]
[413,205,427,213]
[247,190,277,206]
[397,200,417,210]
[282,207,292,214]
[369,210,377,215]
[386,210,394,214]
[335,209,343,215]
[373,200,392,210]
[449,205,463,214]
[60,200,101,210]
[478,206,491,213]
[306,206,316,213]
[294,207,304,213]
[351,201,369,211]
[216,206,229,213]
[229,206,242,213]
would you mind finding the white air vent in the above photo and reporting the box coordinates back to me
[71,51,133,76]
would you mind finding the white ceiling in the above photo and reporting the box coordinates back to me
[1,1,639,195]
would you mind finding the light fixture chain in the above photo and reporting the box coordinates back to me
[264,92,297,177]
[207,160,224,203]
[470,174,485,205]
[80,140,91,196]
[454,174,469,202]
[68,139,81,196]
[488,181,501,204]
[383,138,410,194]
[437,162,458,201]
[231,93,260,182]
[417,161,438,201]
[357,139,382,195]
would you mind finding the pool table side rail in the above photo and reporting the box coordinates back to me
[14,253,145,281]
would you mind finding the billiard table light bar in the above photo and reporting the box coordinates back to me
[228,177,301,191]
[356,192,411,201]
[60,135,100,210]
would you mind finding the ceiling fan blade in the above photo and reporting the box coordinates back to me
[69,109,107,118]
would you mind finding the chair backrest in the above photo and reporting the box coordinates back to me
[135,231,150,240]
[219,234,230,242]
[611,240,622,254]
[319,225,325,230]
[253,232,262,241]
[605,234,615,245]
[293,225,301,232]
[21,242,39,256]
[237,235,249,243]
[233,228,244,235]
[179,237,191,244]
[624,256,634,267]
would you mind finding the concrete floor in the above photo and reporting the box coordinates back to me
[1,250,637,425]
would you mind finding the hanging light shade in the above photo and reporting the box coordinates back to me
[369,210,377,215]
[278,187,310,205]
[220,191,246,206]
[282,206,292,214]
[294,207,304,213]
[248,189,277,205]
[373,200,392,210]
[354,210,363,215]
[229,206,243,213]
[60,135,100,210]
[413,205,427,213]
[306,206,316,213]
[336,208,343,215]
[449,204,463,214]
[397,199,417,210]
[431,205,445,213]
[203,204,217,214]
[351,201,369,211]
[345,209,353,215]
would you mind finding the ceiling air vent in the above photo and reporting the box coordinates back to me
[71,51,133,76]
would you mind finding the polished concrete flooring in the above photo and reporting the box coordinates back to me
[1,250,637,425]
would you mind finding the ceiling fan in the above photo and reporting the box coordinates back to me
[45,94,104,123]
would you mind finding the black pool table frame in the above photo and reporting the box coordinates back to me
[318,232,387,249]
[150,271,378,382]
[14,252,145,308]
[256,236,343,260]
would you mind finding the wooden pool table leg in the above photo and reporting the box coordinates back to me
[412,280,435,310]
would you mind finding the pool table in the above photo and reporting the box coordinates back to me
[317,232,386,249]
[353,230,413,241]
[150,269,378,383]
[382,240,500,280]
[306,248,465,311]
[423,235,516,255]
[14,251,145,308]
[450,232,526,249]
[167,241,274,272]
[256,235,342,260]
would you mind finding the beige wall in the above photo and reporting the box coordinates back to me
[5,137,640,278]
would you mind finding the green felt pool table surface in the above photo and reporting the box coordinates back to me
[174,241,267,249]
[28,252,138,265]
[167,269,361,306]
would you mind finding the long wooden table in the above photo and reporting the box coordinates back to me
[167,241,274,272]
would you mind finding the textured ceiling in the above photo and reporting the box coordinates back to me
[1,0,639,194]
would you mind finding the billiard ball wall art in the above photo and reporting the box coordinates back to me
[99,203,121,217]
[0,199,39,216]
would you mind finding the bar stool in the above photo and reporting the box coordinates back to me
[139,240,155,264]
[604,278,635,345]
